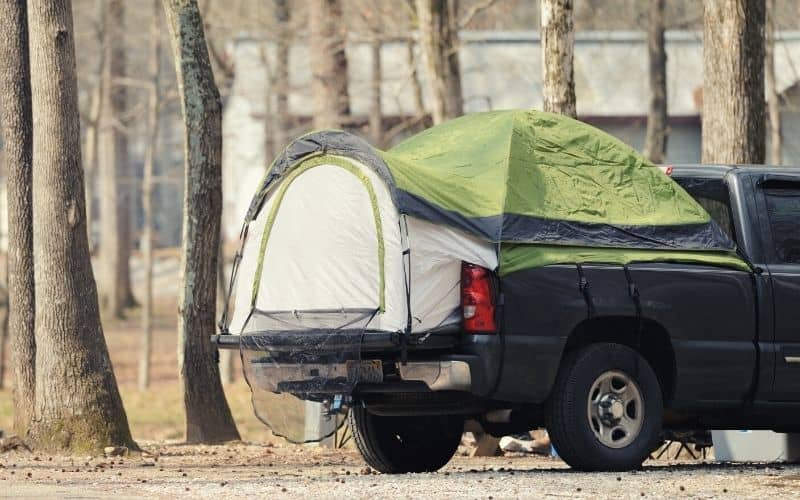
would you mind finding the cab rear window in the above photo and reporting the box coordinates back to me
[673,177,736,242]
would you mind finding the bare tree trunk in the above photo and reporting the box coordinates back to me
[442,1,462,119]
[83,0,106,252]
[273,0,291,150]
[643,0,668,164]
[139,0,161,392]
[370,37,383,145]
[0,0,36,438]
[407,39,426,119]
[98,0,135,318]
[765,0,781,165]
[309,0,350,129]
[540,0,576,118]
[27,0,136,452]
[84,69,103,250]
[415,0,462,124]
[702,0,765,164]
[162,0,240,444]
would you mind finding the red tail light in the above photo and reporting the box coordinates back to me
[461,262,497,334]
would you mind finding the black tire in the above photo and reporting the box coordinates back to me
[545,343,663,471]
[349,406,463,473]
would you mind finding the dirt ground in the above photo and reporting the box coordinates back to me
[2,255,800,498]
[4,443,800,499]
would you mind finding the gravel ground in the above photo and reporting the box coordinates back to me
[4,442,800,499]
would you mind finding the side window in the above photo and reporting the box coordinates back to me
[763,188,800,264]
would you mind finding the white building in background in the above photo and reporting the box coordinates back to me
[221,30,800,241]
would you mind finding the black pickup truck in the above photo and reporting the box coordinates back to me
[338,164,800,472]
[216,164,800,473]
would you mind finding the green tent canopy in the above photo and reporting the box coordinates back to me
[245,109,746,274]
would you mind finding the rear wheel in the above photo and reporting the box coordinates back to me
[545,343,663,471]
[349,406,463,473]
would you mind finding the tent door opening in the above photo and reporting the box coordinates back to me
[238,159,395,443]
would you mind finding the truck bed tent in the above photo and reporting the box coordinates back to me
[226,109,745,336]
[221,109,746,442]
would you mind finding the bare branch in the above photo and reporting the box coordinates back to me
[459,0,500,28]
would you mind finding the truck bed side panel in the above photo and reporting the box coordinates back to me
[496,263,756,407]
[629,263,756,405]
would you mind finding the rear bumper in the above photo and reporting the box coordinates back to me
[397,360,472,391]
[211,332,477,393]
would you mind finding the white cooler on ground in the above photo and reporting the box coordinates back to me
[712,430,800,462]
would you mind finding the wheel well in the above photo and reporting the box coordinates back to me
[563,316,676,403]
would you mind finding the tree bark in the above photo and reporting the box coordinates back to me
[765,0,781,165]
[643,0,668,164]
[273,0,291,150]
[540,0,576,118]
[0,0,36,438]
[162,0,240,444]
[309,0,350,129]
[415,0,463,124]
[139,0,162,392]
[27,0,136,452]
[702,0,765,164]
[98,0,135,318]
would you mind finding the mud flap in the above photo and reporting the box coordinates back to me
[239,309,377,444]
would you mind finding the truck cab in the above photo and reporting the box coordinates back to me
[672,165,800,404]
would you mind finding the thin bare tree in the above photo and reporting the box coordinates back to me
[83,57,105,250]
[27,0,135,451]
[540,0,576,117]
[765,0,781,165]
[273,0,291,149]
[309,0,350,129]
[0,0,36,438]
[357,3,385,144]
[407,40,426,120]
[98,0,135,318]
[415,0,463,124]
[702,0,765,164]
[162,0,240,444]
[369,33,383,145]
[139,0,162,391]
[82,3,106,251]
[643,0,668,163]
